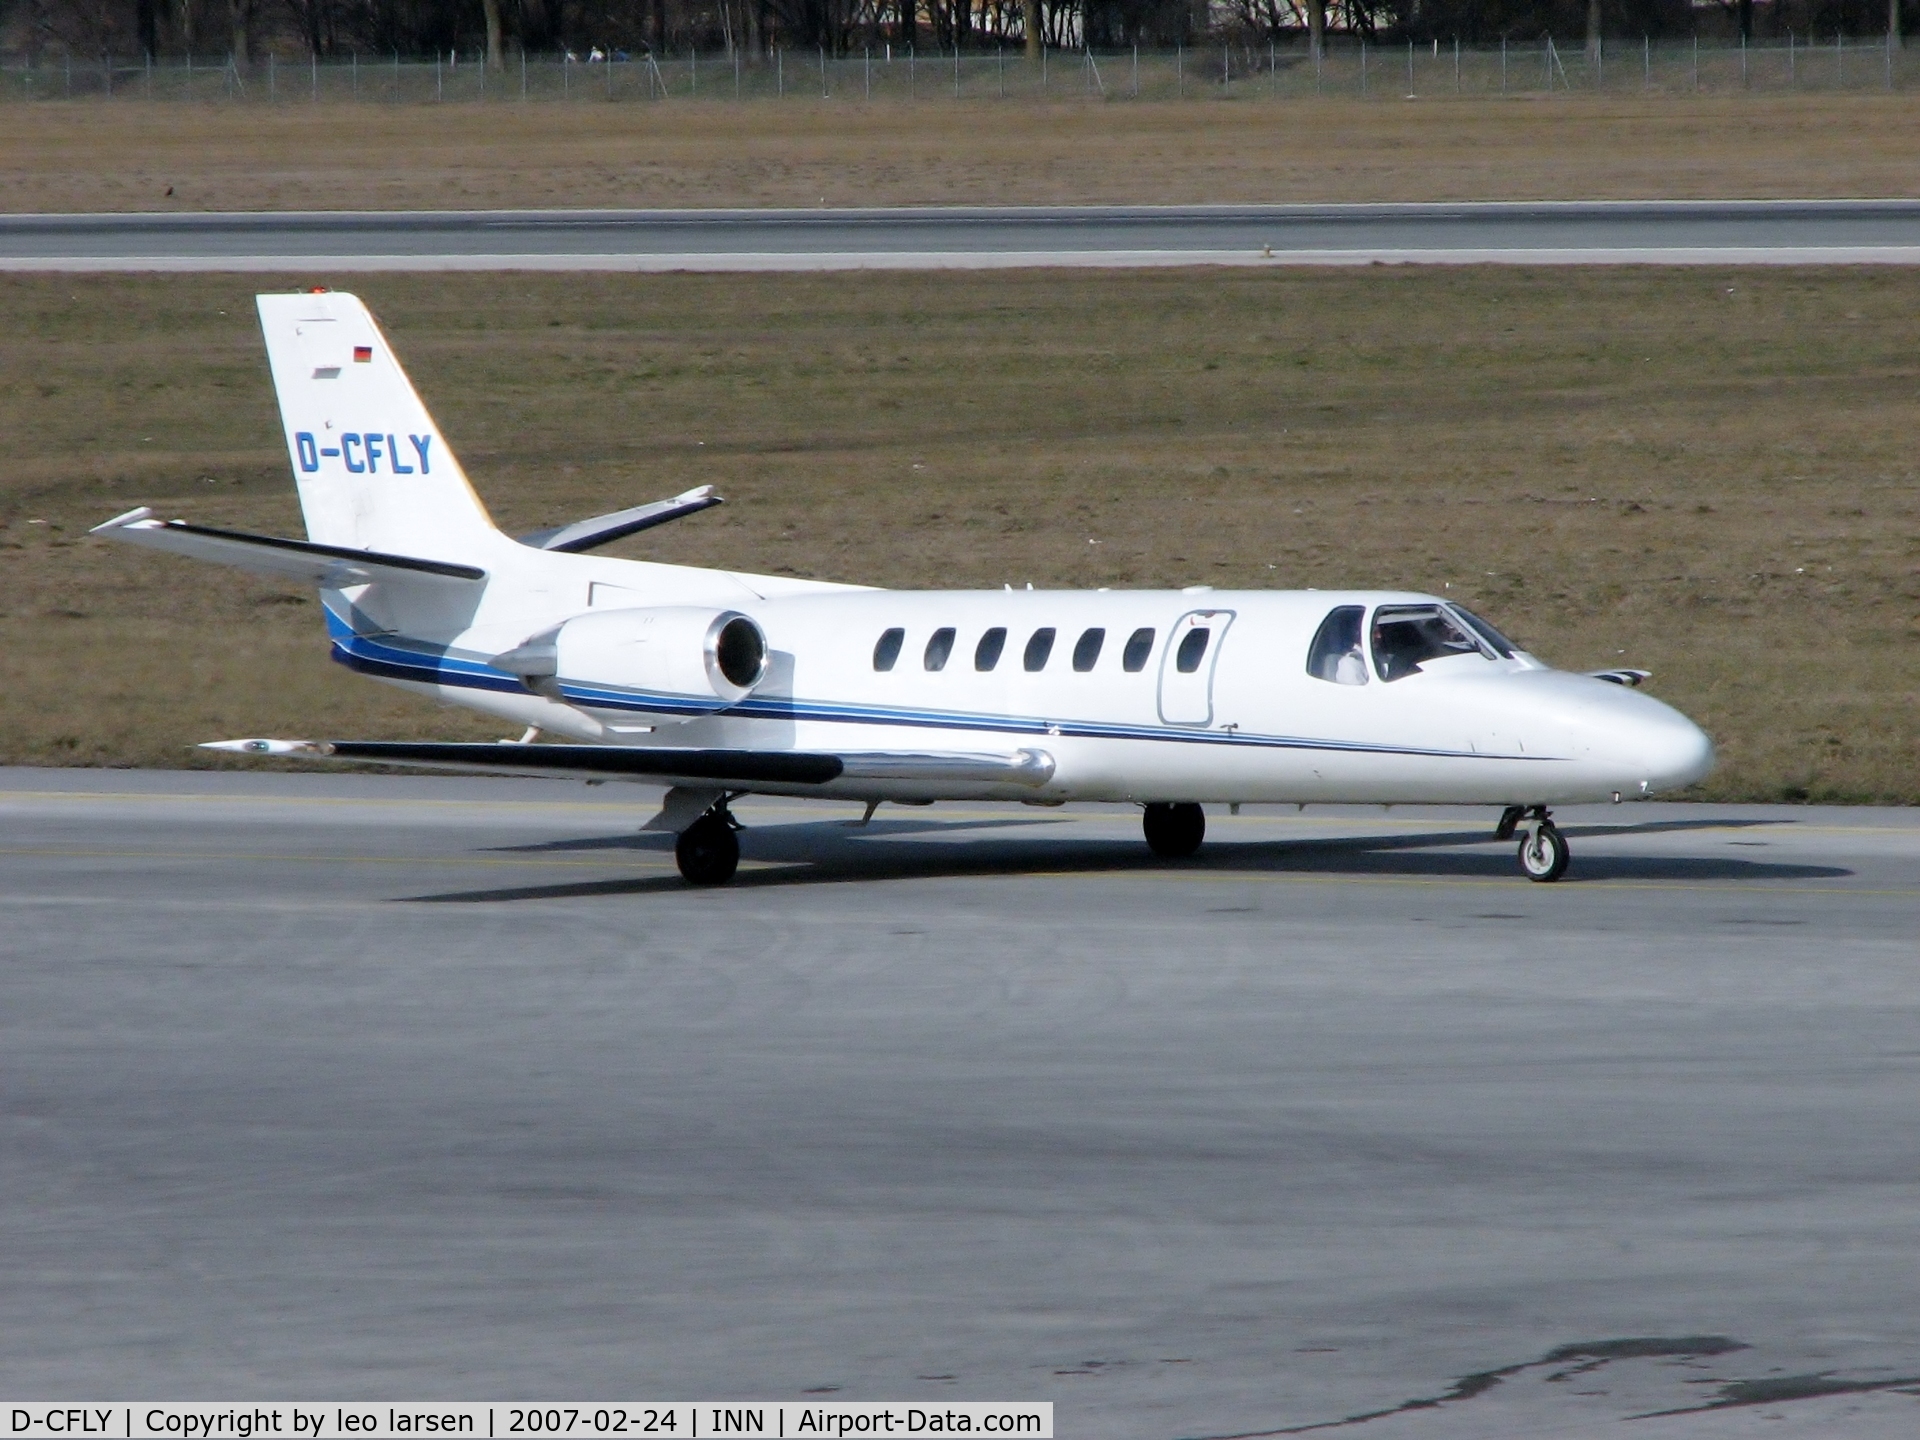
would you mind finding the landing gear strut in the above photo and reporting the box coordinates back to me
[1514,805,1570,883]
[675,803,740,886]
[1143,802,1206,858]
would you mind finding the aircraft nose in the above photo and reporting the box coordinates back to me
[1626,703,1716,794]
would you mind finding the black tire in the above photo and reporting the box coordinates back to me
[675,813,740,886]
[1517,822,1570,883]
[1142,802,1206,858]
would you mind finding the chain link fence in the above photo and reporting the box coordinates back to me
[3,36,1915,102]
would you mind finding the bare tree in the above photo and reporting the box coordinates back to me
[483,0,503,65]
[227,0,252,64]
[1022,0,1039,56]
[1586,0,1599,58]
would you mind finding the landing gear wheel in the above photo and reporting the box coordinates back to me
[1517,822,1570,883]
[1495,805,1526,842]
[1143,802,1206,858]
[675,811,740,886]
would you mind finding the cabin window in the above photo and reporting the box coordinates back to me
[1306,605,1370,686]
[975,627,1007,671]
[924,627,957,671]
[873,628,905,672]
[1023,627,1056,672]
[1450,604,1517,658]
[1122,627,1155,673]
[1072,627,1105,672]
[1370,604,1484,682]
[1175,627,1211,674]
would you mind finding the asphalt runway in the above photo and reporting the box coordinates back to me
[5,768,1920,1434]
[10,200,1920,271]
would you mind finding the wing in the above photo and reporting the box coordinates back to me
[201,739,1056,789]
[92,508,485,588]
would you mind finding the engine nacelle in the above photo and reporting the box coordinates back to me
[495,606,769,721]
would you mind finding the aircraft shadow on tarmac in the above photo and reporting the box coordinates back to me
[405,815,1849,904]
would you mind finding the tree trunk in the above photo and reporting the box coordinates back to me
[1893,0,1903,48]
[1021,0,1039,59]
[482,0,504,68]
[1736,0,1751,41]
[1307,0,1324,60]
[228,0,251,66]
[1586,0,1601,58]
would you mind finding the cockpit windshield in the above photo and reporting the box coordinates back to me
[1370,604,1487,682]
[1447,604,1518,659]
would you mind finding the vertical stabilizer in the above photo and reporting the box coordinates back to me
[256,291,501,555]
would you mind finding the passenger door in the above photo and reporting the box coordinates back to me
[1157,609,1235,726]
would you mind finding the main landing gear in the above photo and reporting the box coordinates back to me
[1505,804,1570,883]
[675,802,741,886]
[1143,802,1206,858]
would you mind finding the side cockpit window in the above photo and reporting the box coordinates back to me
[1371,604,1485,682]
[1306,605,1369,686]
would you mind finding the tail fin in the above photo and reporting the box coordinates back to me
[256,291,501,556]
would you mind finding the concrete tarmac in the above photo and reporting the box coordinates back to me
[3,767,1919,1437]
[10,201,1920,271]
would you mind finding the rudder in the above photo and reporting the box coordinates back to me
[257,291,500,556]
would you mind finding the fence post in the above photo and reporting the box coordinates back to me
[1500,36,1506,92]
[1837,30,1842,87]
[1643,34,1649,90]
[820,43,827,99]
[1741,32,1747,86]
[956,43,961,97]
[311,52,317,101]
[146,50,152,98]
[735,48,741,99]
[866,46,871,100]
[269,51,275,101]
[1691,33,1698,91]
[520,49,525,100]
[1174,43,1179,97]
[1454,36,1460,92]
[395,50,401,102]
[1361,39,1367,96]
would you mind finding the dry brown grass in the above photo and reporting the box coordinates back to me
[5,94,1920,212]
[2,269,1915,801]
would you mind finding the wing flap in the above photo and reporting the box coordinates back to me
[92,508,485,587]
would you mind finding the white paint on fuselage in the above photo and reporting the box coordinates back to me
[379,554,1713,808]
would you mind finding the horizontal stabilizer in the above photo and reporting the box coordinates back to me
[92,508,485,587]
[518,486,723,554]
[201,739,1056,789]
[1585,668,1652,687]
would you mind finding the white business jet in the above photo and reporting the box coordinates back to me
[94,291,1713,886]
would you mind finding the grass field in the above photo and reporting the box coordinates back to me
[3,269,1915,801]
[5,94,1920,212]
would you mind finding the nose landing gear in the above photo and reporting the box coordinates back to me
[1513,805,1570,882]
[675,801,741,886]
[1143,802,1206,858]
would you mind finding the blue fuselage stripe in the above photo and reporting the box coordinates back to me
[328,630,1557,763]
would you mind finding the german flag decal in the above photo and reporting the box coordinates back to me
[352,345,373,363]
